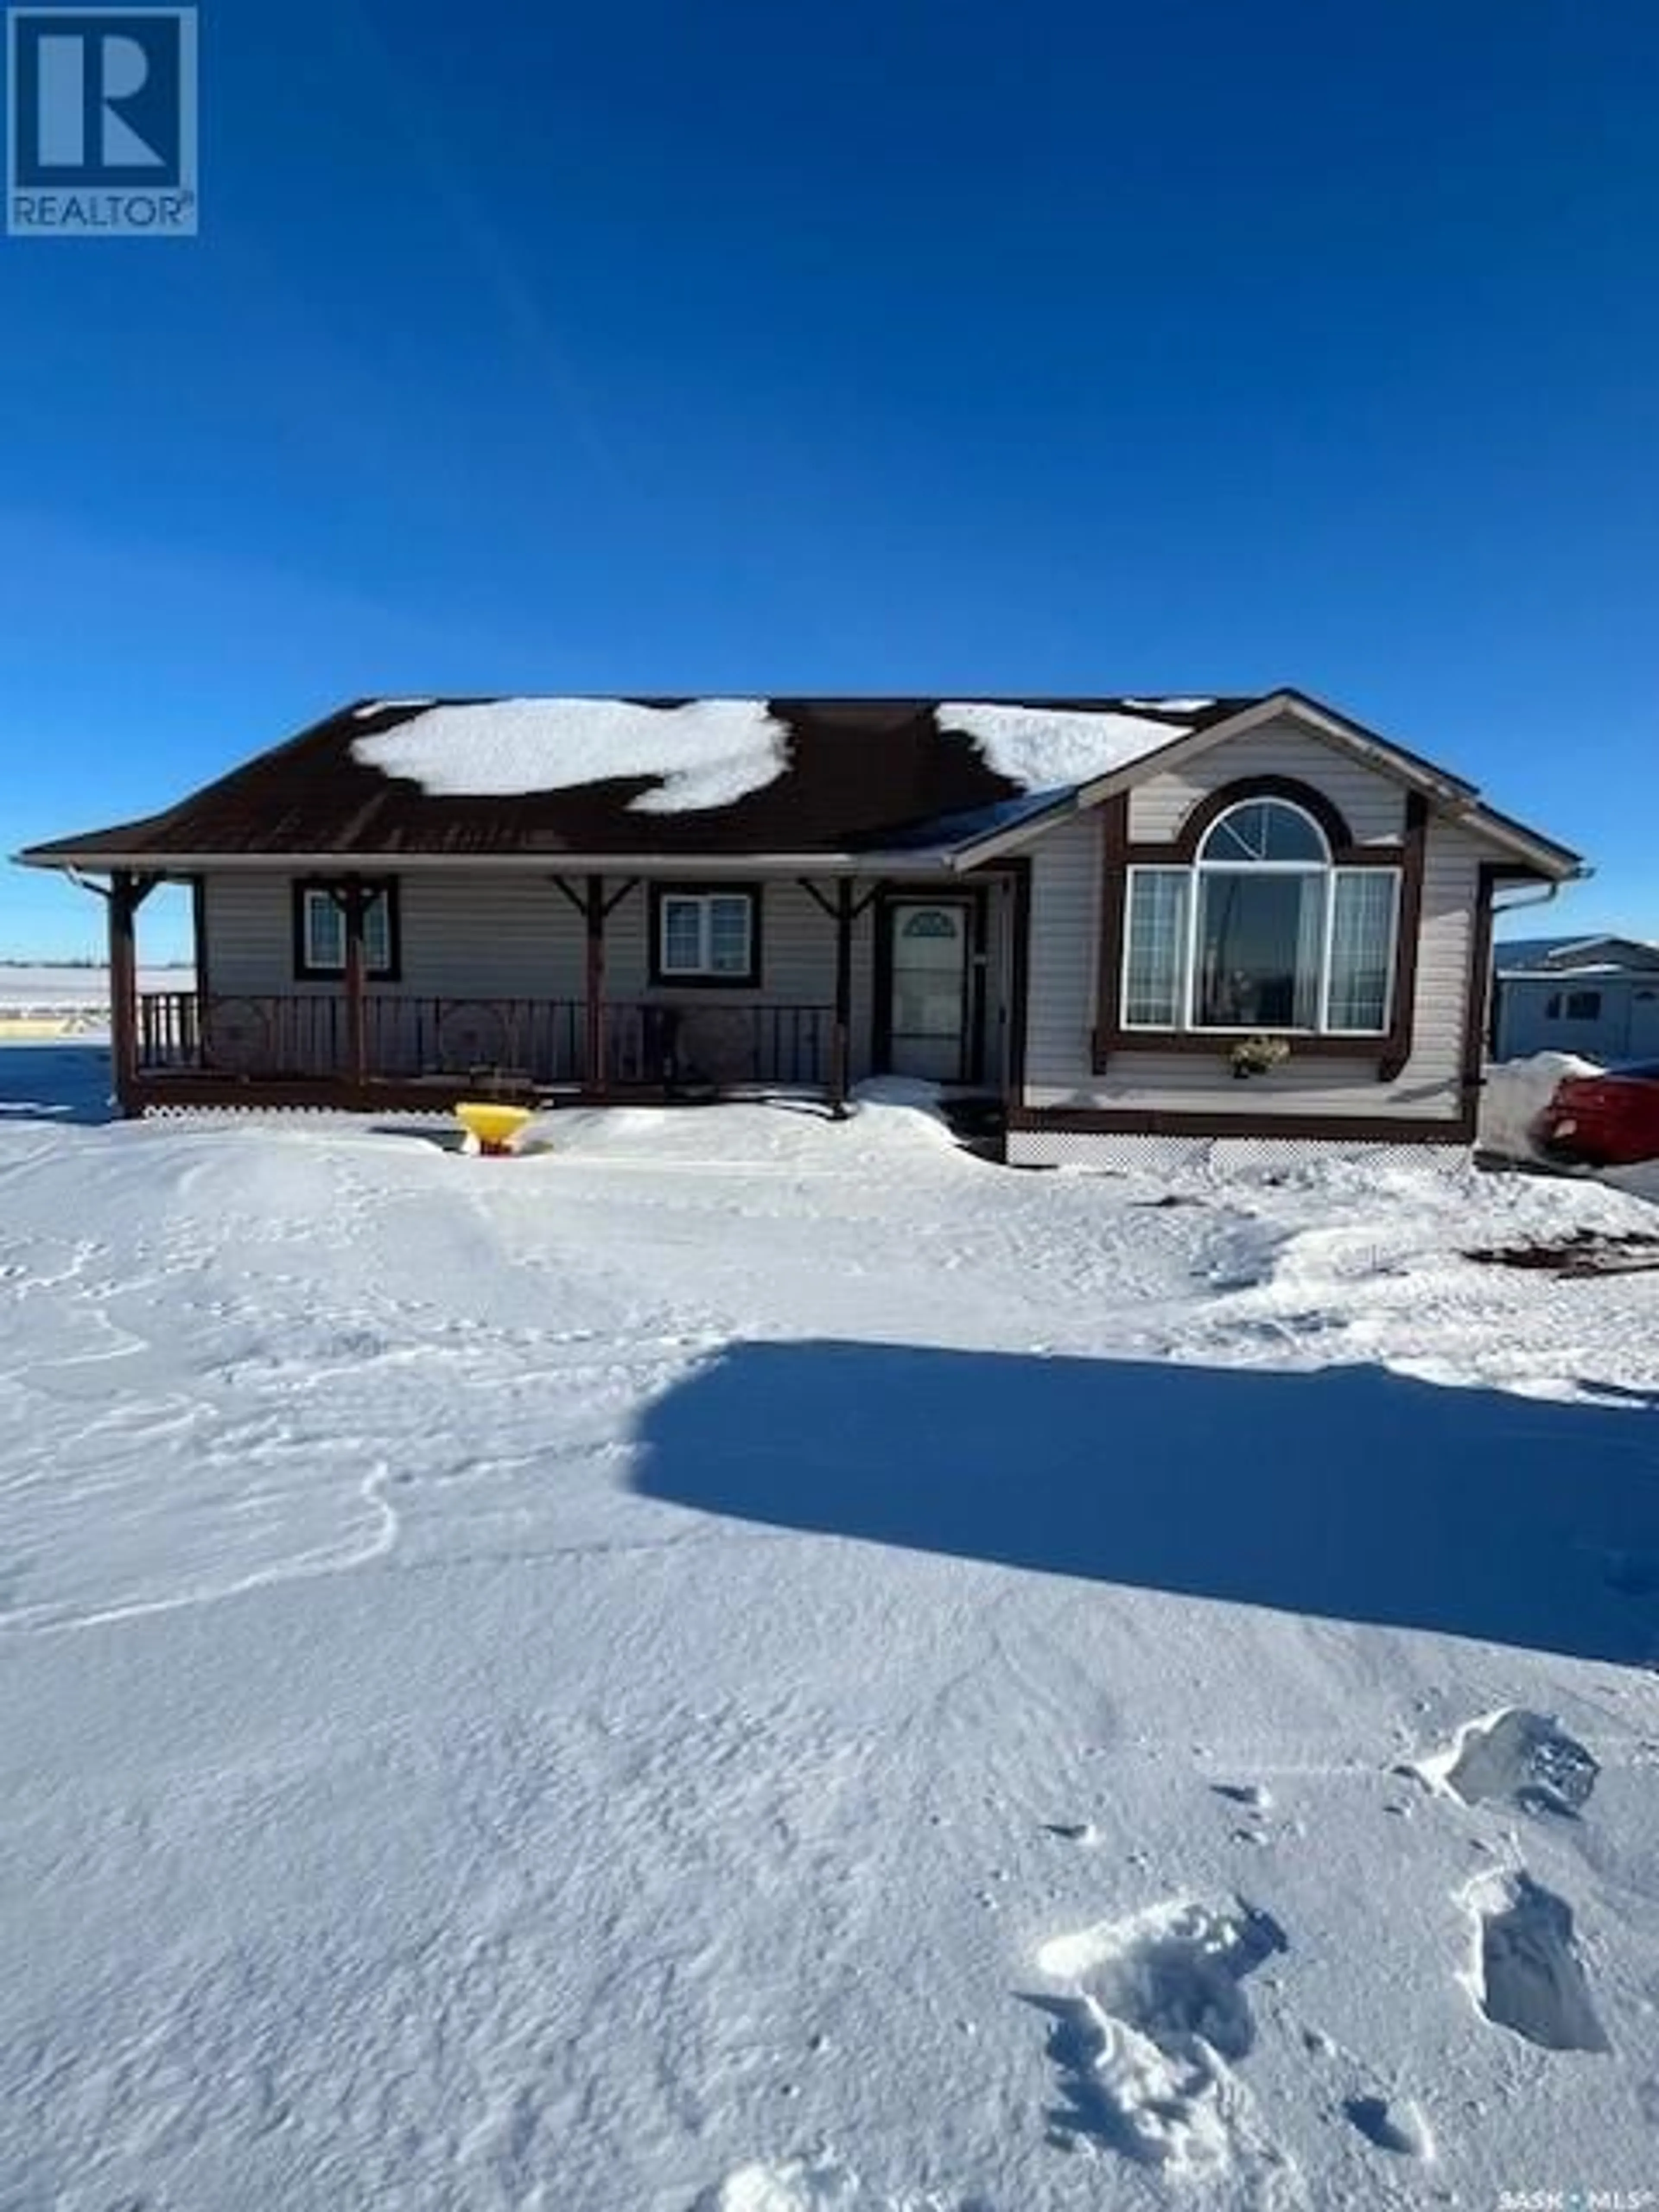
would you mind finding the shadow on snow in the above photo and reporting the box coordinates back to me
[635,1340,1659,1664]
[0,1044,116,1126]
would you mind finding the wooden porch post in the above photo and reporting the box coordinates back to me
[830,877,855,1119]
[341,878,369,1088]
[584,876,607,1098]
[108,870,142,1114]
[190,874,209,1065]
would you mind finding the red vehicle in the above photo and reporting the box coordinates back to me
[1537,1061,1659,1167]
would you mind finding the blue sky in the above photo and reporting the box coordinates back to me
[2,0,1656,960]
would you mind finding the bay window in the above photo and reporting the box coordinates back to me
[1122,798,1400,1036]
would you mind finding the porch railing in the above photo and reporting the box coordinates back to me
[135,992,834,1092]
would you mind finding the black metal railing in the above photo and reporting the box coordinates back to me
[607,1001,832,1088]
[136,992,835,1092]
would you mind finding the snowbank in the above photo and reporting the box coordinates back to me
[0,966,185,1039]
[1478,1051,1599,1163]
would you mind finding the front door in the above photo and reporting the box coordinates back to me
[883,898,974,1081]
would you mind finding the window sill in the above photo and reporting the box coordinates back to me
[1094,1028,1400,1079]
[1110,1030,1386,1054]
[291,969,400,985]
[648,972,763,991]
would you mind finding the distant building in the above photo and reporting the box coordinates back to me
[1493,935,1659,1065]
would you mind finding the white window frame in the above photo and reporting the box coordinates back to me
[1119,799,1402,1040]
[1320,866,1402,1036]
[299,885,394,977]
[655,890,757,982]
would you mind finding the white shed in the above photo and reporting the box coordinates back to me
[1492,934,1659,1065]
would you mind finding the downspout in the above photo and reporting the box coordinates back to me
[1487,876,1577,1062]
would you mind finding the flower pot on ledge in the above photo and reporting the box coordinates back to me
[1228,1036,1292,1081]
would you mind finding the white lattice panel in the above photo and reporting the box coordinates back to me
[1005,1128,1471,1173]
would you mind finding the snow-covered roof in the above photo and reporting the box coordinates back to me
[934,701,1196,794]
[354,698,793,816]
[22,695,1236,864]
[1496,934,1659,977]
[353,697,1205,814]
[16,690,1582,882]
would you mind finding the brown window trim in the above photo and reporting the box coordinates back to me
[1160,773,1359,861]
[1460,862,1504,1119]
[648,881,764,990]
[292,876,402,983]
[1092,776,1424,1080]
[1376,792,1427,1079]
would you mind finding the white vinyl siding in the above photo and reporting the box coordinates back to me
[199,872,887,1078]
[1023,762,1492,1122]
[1128,716,1408,845]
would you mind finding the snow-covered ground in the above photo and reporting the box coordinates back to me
[0,966,183,1033]
[2,1055,1658,2210]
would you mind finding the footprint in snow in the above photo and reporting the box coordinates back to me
[1463,1869,1608,2054]
[695,2158,987,2211]
[697,2156,860,2210]
[1032,1896,1297,2189]
[1212,1783,1272,1811]
[1343,2093,1433,2158]
[1413,1708,1598,1818]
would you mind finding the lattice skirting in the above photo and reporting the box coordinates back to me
[139,1103,448,1121]
[1005,1128,1473,1173]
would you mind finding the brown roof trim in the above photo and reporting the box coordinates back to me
[14,849,969,878]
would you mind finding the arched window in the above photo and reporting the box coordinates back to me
[1122,792,1402,1036]
[1197,798,1329,868]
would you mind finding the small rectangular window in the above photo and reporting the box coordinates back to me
[304,890,346,972]
[1123,869,1190,1028]
[1325,870,1399,1033]
[653,889,759,984]
[296,883,397,979]
[661,897,705,973]
[1565,989,1603,1021]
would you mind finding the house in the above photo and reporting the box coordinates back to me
[15,690,1583,1165]
[1491,934,1659,1066]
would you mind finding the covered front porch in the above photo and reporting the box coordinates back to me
[106,867,1015,1117]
